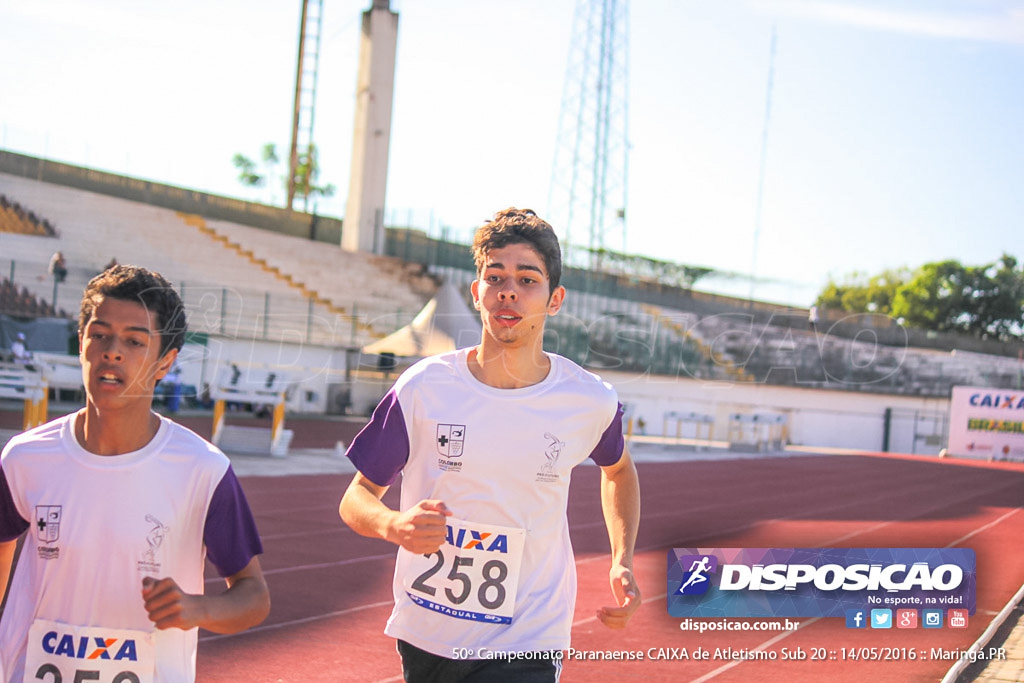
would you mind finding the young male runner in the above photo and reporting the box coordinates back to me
[0,265,270,682]
[340,208,641,681]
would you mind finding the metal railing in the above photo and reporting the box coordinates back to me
[1,257,412,350]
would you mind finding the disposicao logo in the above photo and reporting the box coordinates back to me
[675,555,718,595]
[667,548,975,619]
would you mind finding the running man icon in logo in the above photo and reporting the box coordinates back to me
[676,554,718,595]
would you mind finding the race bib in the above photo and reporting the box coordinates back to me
[404,518,526,625]
[25,620,155,683]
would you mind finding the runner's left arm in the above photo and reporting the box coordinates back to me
[141,555,270,633]
[0,538,18,613]
[596,445,641,629]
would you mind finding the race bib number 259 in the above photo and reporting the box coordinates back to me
[404,519,526,625]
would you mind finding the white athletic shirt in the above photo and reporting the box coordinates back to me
[0,412,263,683]
[346,348,624,658]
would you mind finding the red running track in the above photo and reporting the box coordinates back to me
[197,452,1024,682]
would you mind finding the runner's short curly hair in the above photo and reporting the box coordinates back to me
[471,208,562,294]
[78,264,187,357]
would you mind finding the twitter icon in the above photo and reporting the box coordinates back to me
[870,609,893,629]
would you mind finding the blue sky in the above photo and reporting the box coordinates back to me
[1,0,1021,306]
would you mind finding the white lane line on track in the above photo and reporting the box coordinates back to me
[203,553,395,586]
[940,507,1024,683]
[199,600,394,642]
[946,507,1021,549]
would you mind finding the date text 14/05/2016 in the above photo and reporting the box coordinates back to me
[449,646,1008,663]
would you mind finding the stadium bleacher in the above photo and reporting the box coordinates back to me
[0,193,56,237]
[2,159,1022,414]
[0,277,61,318]
[0,172,434,349]
[427,262,1024,397]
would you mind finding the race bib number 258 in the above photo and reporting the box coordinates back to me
[404,519,526,625]
[25,620,155,683]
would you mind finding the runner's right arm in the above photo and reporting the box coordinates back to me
[340,472,451,554]
[141,555,270,634]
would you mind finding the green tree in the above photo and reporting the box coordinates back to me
[231,153,261,187]
[891,260,972,332]
[816,255,1024,340]
[232,144,284,203]
[890,254,1023,340]
[979,254,1024,339]
[815,268,909,315]
[291,143,335,210]
[235,143,334,210]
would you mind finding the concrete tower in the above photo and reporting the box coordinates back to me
[343,0,399,253]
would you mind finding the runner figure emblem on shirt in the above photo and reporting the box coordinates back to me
[536,433,565,482]
[138,514,170,575]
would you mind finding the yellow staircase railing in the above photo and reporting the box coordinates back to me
[639,303,754,382]
[177,212,386,339]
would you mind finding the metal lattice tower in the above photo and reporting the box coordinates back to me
[288,0,324,212]
[548,0,630,270]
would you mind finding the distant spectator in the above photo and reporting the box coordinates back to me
[11,332,32,365]
[48,251,68,283]
[808,305,820,331]
[163,361,183,413]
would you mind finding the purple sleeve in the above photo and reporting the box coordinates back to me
[203,467,264,577]
[345,389,410,487]
[589,402,625,467]
[0,467,28,541]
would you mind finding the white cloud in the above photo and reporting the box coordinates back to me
[750,0,1024,45]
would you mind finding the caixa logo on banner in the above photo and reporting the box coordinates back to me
[667,548,976,618]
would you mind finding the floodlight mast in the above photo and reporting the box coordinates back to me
[548,0,631,271]
[288,0,324,212]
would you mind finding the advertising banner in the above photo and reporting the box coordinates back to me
[947,386,1024,460]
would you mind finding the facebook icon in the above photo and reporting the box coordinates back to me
[846,609,867,629]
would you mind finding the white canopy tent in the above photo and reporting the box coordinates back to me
[362,281,482,357]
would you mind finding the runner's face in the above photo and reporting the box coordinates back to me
[79,297,176,410]
[471,243,564,347]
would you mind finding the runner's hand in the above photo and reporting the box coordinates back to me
[142,576,203,630]
[597,564,640,629]
[388,500,452,554]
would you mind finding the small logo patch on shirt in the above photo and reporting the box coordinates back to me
[36,505,62,559]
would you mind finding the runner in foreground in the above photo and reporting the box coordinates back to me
[0,264,270,682]
[340,208,641,682]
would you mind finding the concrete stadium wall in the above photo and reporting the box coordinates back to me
[604,369,950,455]
[29,334,950,454]
[177,334,951,454]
